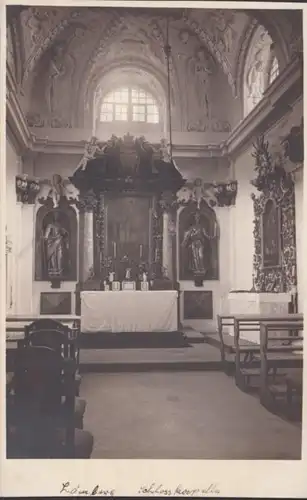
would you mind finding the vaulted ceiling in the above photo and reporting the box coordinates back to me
[7,6,302,134]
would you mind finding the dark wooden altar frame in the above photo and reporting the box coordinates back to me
[260,197,282,269]
[93,192,158,278]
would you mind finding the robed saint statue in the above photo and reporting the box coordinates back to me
[43,211,69,279]
[181,211,217,277]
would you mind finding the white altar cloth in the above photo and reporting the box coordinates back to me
[81,290,178,333]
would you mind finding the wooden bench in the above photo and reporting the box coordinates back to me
[216,313,303,375]
[235,319,303,391]
[259,321,303,406]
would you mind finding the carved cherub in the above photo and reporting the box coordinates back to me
[36,174,79,206]
[159,138,171,163]
[76,136,104,171]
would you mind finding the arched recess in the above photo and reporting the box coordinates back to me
[75,58,181,131]
[35,205,78,282]
[92,68,168,136]
[178,201,219,281]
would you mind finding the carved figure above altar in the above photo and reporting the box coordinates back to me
[69,133,185,194]
[37,174,79,207]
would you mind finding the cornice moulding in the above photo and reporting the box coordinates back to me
[226,58,303,158]
[6,58,302,163]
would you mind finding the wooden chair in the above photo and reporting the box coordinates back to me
[20,325,85,429]
[24,319,82,396]
[7,345,93,458]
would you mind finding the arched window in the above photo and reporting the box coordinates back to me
[268,56,279,85]
[100,87,160,124]
[243,27,279,116]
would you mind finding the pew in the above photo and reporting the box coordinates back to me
[234,315,303,390]
[215,313,303,375]
[258,321,303,419]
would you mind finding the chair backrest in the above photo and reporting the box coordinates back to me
[25,318,70,337]
[25,319,74,359]
[9,345,75,458]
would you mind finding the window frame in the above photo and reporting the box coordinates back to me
[100,87,160,124]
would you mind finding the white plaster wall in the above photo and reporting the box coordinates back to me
[230,146,255,291]
[6,137,22,314]
[33,152,81,179]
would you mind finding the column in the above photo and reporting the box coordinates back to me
[83,209,94,281]
[162,211,170,277]
[78,191,97,283]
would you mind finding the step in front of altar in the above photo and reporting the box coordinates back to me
[79,342,221,373]
[79,328,205,349]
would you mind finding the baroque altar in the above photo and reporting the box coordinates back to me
[68,133,185,312]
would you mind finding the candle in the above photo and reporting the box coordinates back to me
[113,242,116,258]
[140,244,143,259]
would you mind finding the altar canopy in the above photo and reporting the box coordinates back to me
[81,291,178,333]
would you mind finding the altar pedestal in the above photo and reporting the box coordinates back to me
[228,291,291,343]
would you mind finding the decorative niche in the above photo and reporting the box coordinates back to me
[179,200,219,281]
[35,205,78,283]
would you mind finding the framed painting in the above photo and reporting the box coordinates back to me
[40,292,72,315]
[183,290,213,320]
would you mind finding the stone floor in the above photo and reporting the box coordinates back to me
[81,371,301,460]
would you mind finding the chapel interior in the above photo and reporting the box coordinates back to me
[5,5,304,459]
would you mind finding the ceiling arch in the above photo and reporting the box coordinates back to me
[77,58,181,130]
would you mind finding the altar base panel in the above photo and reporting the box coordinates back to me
[81,290,178,333]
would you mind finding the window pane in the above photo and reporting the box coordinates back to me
[133,113,146,122]
[269,57,279,84]
[114,88,129,103]
[104,92,114,103]
[101,112,113,122]
[133,105,145,114]
[115,104,128,121]
[132,104,145,122]
[147,114,159,124]
[102,102,113,111]
[146,95,154,104]
[147,104,158,115]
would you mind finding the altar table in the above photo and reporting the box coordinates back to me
[81,290,178,333]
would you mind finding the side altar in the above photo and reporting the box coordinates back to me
[69,134,186,324]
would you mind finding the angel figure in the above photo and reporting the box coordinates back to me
[49,174,65,208]
[159,138,171,163]
[76,137,104,171]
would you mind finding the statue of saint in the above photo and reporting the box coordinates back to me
[43,212,69,279]
[181,211,217,276]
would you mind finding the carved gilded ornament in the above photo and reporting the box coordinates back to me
[16,174,40,204]
[36,175,80,207]
[176,178,238,209]
[251,136,296,293]
[77,190,98,212]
